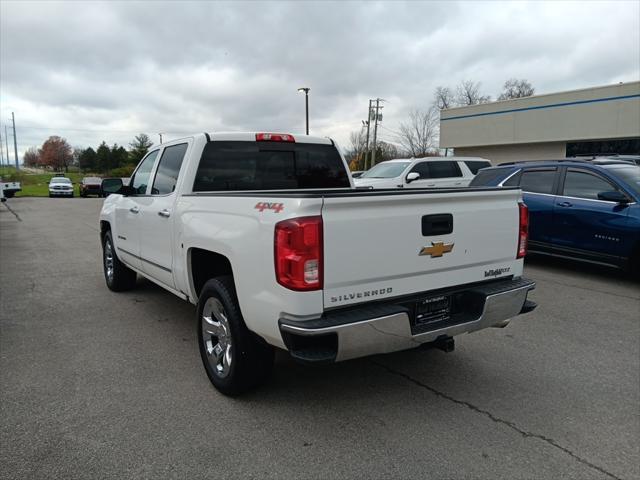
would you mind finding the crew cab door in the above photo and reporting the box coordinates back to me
[114,149,160,270]
[551,167,631,262]
[406,160,466,188]
[137,142,189,289]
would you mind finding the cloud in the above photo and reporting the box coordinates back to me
[1,0,638,160]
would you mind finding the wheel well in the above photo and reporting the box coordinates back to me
[100,221,110,240]
[190,248,233,298]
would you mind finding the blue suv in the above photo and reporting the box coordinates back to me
[469,159,640,272]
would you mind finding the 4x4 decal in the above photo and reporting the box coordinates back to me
[254,202,284,213]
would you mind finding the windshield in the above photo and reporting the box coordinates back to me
[51,178,71,184]
[360,162,410,179]
[604,165,640,196]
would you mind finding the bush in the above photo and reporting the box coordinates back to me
[109,166,135,177]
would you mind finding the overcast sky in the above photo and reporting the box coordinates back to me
[1,0,638,162]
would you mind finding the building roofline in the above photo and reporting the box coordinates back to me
[441,80,640,114]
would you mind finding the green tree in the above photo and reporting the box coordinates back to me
[111,144,128,170]
[129,133,153,165]
[96,142,111,173]
[78,147,98,172]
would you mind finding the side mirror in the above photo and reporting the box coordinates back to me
[101,178,125,196]
[406,172,420,183]
[597,190,629,204]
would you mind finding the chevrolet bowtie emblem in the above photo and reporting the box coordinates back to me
[419,241,454,258]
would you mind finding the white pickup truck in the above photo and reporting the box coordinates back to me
[99,132,536,395]
[0,180,21,200]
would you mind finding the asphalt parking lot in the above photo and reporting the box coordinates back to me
[1,197,638,480]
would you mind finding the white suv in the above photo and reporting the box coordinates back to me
[353,157,491,189]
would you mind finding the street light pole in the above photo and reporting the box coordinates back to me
[297,87,310,135]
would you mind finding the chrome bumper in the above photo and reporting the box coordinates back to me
[280,277,536,362]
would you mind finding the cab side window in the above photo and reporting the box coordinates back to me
[409,162,430,179]
[427,161,462,178]
[151,143,188,195]
[130,150,160,195]
[518,169,556,194]
[563,170,616,200]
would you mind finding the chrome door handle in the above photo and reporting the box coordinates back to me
[158,209,171,218]
[129,206,139,214]
[427,184,436,187]
[557,201,572,208]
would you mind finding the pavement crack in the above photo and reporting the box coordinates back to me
[2,202,22,222]
[371,360,622,480]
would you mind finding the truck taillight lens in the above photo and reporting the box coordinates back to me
[517,202,529,259]
[256,133,295,142]
[275,216,323,291]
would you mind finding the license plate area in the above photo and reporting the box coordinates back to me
[415,295,452,326]
[408,290,484,335]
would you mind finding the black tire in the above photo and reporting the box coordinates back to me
[102,230,137,292]
[49,193,53,198]
[4,191,14,198]
[197,276,274,395]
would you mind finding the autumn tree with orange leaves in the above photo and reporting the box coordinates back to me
[39,136,73,172]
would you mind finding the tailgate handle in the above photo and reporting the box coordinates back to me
[422,214,453,236]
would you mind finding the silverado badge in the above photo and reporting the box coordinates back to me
[419,241,454,258]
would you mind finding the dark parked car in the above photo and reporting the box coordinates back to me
[470,159,640,272]
[79,177,103,197]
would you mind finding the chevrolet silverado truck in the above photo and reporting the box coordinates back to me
[99,132,536,395]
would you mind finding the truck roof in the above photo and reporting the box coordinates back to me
[207,132,333,145]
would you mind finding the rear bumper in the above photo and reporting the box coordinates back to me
[279,277,536,363]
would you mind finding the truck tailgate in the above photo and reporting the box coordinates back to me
[321,188,523,308]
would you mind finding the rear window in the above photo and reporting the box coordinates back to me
[193,141,350,191]
[468,168,511,186]
[464,160,492,175]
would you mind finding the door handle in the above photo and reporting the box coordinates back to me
[426,183,436,187]
[158,209,171,218]
[557,201,573,208]
[129,206,139,214]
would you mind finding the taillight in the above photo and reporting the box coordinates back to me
[517,202,529,259]
[256,132,295,142]
[275,216,323,291]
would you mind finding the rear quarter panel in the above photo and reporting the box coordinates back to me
[175,195,324,348]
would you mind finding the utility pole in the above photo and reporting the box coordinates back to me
[11,112,19,170]
[0,127,4,167]
[370,98,384,168]
[363,99,373,170]
[5,126,10,167]
[159,133,163,144]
